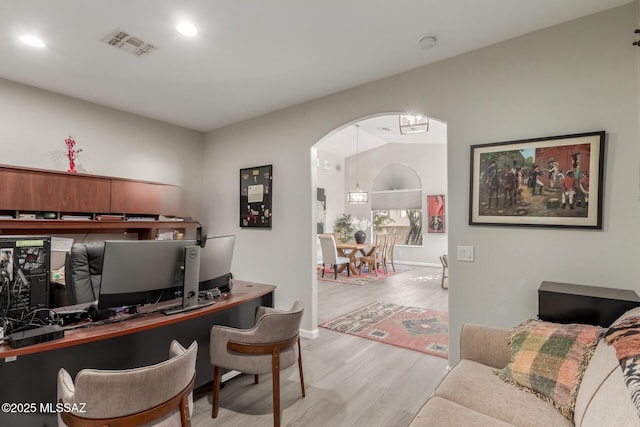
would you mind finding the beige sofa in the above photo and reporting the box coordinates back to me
[410,307,640,427]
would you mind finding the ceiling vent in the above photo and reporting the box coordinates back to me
[102,29,157,57]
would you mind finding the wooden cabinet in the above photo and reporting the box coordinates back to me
[58,174,111,213]
[0,165,195,239]
[0,168,59,211]
[110,180,184,216]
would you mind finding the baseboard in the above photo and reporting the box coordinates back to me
[300,328,319,339]
[222,370,241,382]
[395,261,441,268]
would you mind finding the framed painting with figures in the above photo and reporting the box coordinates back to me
[240,165,272,228]
[469,131,605,229]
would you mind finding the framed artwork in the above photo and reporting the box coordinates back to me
[240,165,272,228]
[469,131,605,229]
[427,195,445,233]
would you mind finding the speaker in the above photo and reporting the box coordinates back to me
[219,274,233,293]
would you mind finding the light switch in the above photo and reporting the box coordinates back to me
[457,245,474,262]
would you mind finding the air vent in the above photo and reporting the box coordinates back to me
[102,29,157,57]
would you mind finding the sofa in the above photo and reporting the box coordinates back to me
[410,307,640,426]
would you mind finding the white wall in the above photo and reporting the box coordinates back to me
[203,4,640,359]
[315,149,345,234]
[0,78,204,218]
[343,142,447,265]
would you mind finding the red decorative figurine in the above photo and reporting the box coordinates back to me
[64,136,82,173]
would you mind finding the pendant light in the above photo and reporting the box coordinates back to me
[347,125,368,204]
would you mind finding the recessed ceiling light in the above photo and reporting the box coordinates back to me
[20,35,46,48]
[176,21,198,37]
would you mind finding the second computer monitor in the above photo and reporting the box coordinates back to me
[199,235,235,291]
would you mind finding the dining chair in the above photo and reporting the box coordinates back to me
[57,340,197,427]
[440,254,448,289]
[380,233,397,274]
[384,233,398,273]
[318,234,350,279]
[357,232,388,277]
[210,301,305,427]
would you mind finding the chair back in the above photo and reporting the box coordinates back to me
[58,340,197,426]
[387,234,397,259]
[64,242,105,305]
[374,232,388,257]
[318,234,338,265]
[254,300,304,344]
[440,254,448,268]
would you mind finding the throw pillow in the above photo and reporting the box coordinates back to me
[497,319,602,421]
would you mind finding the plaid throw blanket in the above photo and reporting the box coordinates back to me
[497,320,601,421]
[604,316,640,418]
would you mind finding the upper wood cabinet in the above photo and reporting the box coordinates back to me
[0,165,185,217]
[0,168,60,211]
[58,174,111,213]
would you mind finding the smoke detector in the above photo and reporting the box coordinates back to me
[102,29,157,56]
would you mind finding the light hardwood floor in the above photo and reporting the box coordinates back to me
[191,265,449,427]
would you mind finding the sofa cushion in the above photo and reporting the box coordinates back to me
[410,396,513,427]
[435,359,573,427]
[497,319,601,421]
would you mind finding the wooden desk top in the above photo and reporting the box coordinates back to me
[0,281,275,359]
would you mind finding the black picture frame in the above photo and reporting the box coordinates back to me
[240,165,272,228]
[469,131,605,229]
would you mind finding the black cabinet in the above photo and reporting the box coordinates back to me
[538,281,640,327]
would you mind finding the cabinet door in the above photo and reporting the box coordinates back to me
[159,185,185,217]
[110,180,163,215]
[58,175,111,212]
[0,168,59,211]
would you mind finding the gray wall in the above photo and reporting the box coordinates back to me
[203,4,640,360]
[0,78,204,218]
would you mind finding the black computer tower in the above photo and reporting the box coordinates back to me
[0,236,51,317]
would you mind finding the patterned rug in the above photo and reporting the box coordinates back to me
[320,301,448,358]
[317,264,411,285]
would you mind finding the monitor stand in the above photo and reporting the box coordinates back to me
[161,245,215,315]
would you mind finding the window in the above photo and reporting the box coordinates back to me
[373,209,422,246]
[371,164,423,246]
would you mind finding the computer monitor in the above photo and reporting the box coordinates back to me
[98,239,197,310]
[199,235,236,292]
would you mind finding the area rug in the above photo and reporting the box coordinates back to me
[320,301,448,358]
[317,264,411,285]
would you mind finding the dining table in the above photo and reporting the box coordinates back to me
[335,242,377,275]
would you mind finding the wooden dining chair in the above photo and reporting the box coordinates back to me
[440,254,448,289]
[357,232,387,277]
[381,233,397,274]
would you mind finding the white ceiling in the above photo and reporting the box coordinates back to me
[318,115,447,159]
[0,0,631,132]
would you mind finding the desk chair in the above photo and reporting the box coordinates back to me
[64,242,105,305]
[210,301,305,427]
[57,340,197,427]
[318,234,350,279]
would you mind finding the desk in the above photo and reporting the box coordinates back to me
[0,280,274,426]
[336,242,376,275]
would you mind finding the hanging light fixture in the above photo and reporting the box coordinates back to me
[347,125,368,204]
[399,114,429,134]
